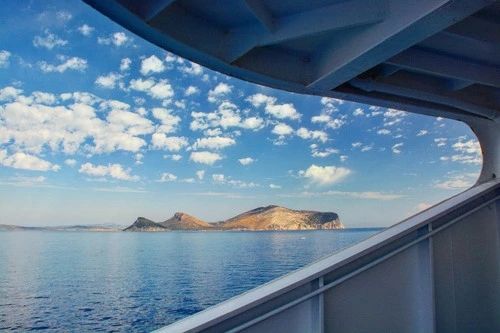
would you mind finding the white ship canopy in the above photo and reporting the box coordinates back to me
[83,0,500,123]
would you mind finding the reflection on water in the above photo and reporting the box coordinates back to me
[0,229,379,332]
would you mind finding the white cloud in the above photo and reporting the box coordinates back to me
[196,170,205,180]
[33,30,68,49]
[120,58,131,71]
[95,72,123,89]
[272,123,293,136]
[97,32,131,47]
[269,184,281,189]
[190,151,222,165]
[311,145,339,158]
[296,127,328,143]
[212,173,225,183]
[208,82,232,103]
[0,86,22,101]
[417,130,429,136]
[392,142,404,154]
[247,93,301,120]
[311,114,331,123]
[140,55,165,75]
[164,154,182,161]
[281,190,403,200]
[39,56,87,73]
[152,108,181,134]
[434,138,447,147]
[0,149,60,171]
[77,24,94,36]
[239,157,254,165]
[299,164,351,186]
[241,117,265,130]
[441,139,482,165]
[185,85,199,96]
[151,134,188,151]
[413,203,432,212]
[79,162,139,181]
[0,50,11,68]
[129,78,174,101]
[31,91,57,105]
[193,136,236,150]
[56,11,72,21]
[64,159,77,167]
[434,174,477,190]
[158,173,177,182]
[179,62,203,76]
[377,129,391,135]
[340,155,348,162]
[353,108,365,116]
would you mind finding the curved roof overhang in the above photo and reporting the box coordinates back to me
[84,0,499,124]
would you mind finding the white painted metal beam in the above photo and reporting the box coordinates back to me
[307,0,495,91]
[142,0,177,22]
[225,0,387,63]
[244,0,274,32]
[385,48,500,88]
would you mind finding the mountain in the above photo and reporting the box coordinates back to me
[123,217,168,232]
[218,205,343,230]
[123,206,344,231]
[158,212,213,230]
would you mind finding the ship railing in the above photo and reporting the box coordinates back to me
[154,179,500,333]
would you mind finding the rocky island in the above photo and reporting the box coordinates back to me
[123,205,344,231]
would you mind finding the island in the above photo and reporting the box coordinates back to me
[124,205,344,231]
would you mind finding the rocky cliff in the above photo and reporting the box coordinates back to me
[123,205,343,231]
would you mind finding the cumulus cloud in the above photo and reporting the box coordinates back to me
[152,108,181,134]
[77,24,94,36]
[296,127,328,143]
[196,170,205,180]
[33,30,68,49]
[158,172,177,182]
[0,150,60,171]
[190,102,263,132]
[208,82,232,103]
[247,93,301,120]
[95,72,123,89]
[434,174,477,190]
[269,184,281,189]
[0,50,11,68]
[79,163,139,181]
[97,32,131,47]
[299,164,351,186]
[192,136,236,150]
[272,123,293,136]
[120,58,131,71]
[450,139,481,164]
[129,78,174,101]
[140,55,165,75]
[179,62,203,76]
[310,144,339,158]
[190,151,222,165]
[353,108,365,116]
[151,134,188,151]
[39,56,87,73]
[239,157,254,165]
[64,159,77,167]
[185,85,199,96]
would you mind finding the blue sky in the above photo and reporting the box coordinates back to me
[0,1,482,227]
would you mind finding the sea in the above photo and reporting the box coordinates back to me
[0,229,380,332]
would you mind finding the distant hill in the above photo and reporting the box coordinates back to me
[123,217,168,232]
[218,205,343,230]
[0,224,124,231]
[123,205,344,231]
[158,213,213,230]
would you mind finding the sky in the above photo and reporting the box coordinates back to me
[0,1,482,227]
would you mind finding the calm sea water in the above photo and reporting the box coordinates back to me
[0,229,379,332]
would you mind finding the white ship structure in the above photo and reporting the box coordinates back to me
[83,1,500,332]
